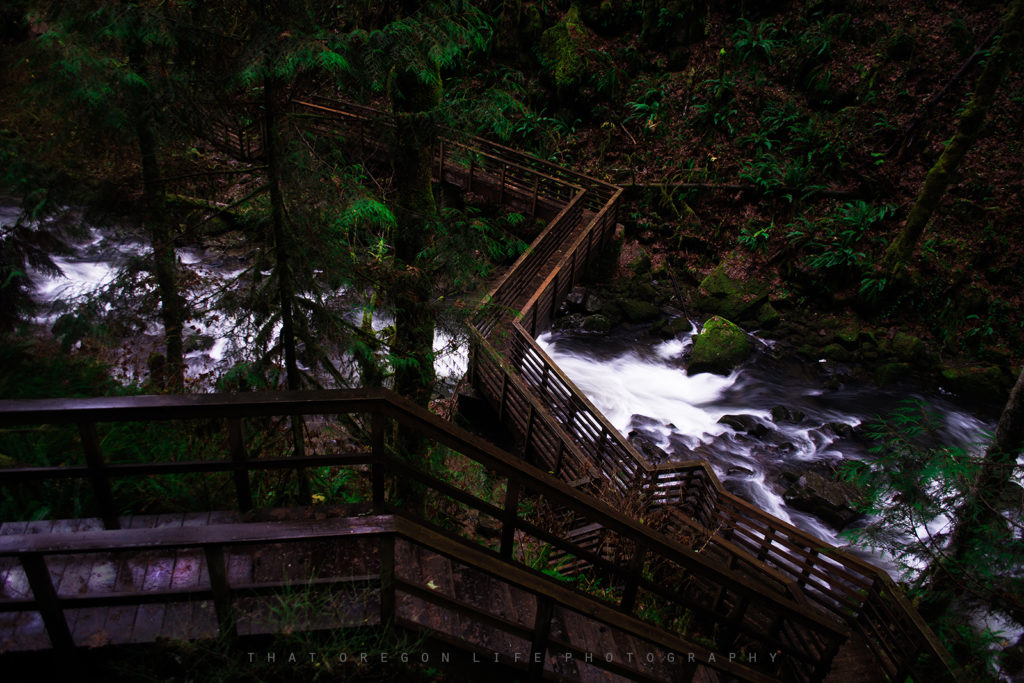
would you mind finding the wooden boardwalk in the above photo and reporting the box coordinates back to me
[0,510,793,681]
[0,98,960,681]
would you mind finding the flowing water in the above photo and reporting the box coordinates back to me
[537,325,993,550]
[12,209,467,389]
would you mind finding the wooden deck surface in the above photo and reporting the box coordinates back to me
[0,512,877,681]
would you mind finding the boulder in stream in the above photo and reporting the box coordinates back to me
[717,414,770,438]
[687,316,752,375]
[773,465,863,529]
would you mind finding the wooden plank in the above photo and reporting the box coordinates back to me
[131,514,183,643]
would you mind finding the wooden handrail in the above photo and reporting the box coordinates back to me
[0,94,959,680]
[0,388,843,679]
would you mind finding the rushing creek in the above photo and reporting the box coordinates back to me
[537,325,993,552]
[15,213,467,390]
[12,209,998,562]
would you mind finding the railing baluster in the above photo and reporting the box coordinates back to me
[529,597,554,678]
[372,412,387,509]
[204,544,236,639]
[500,479,521,559]
[380,533,396,622]
[22,552,73,650]
[78,422,120,530]
[499,163,506,206]
[227,418,252,513]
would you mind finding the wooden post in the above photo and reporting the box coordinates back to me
[521,405,536,460]
[372,412,386,510]
[497,373,510,424]
[21,553,73,651]
[554,441,565,477]
[500,480,521,559]
[78,422,120,530]
[530,176,539,222]
[619,545,647,614]
[227,419,253,513]
[380,534,396,623]
[204,544,236,639]
[549,271,559,325]
[499,163,507,206]
[437,139,445,182]
[529,598,554,678]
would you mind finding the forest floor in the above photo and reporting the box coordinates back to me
[464,0,1023,412]
[2,1,1022,408]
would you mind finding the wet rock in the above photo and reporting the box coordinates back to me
[693,261,770,323]
[727,465,755,477]
[688,316,752,376]
[770,405,806,424]
[940,365,1012,406]
[565,286,586,309]
[875,362,911,387]
[825,422,855,439]
[888,331,926,365]
[616,298,660,323]
[553,313,587,333]
[581,314,613,333]
[717,414,770,438]
[821,343,850,362]
[584,293,604,314]
[629,414,662,429]
[753,301,780,329]
[628,431,670,464]
[778,467,863,529]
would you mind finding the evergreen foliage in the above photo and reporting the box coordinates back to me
[841,398,1024,677]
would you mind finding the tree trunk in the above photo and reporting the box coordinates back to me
[265,74,311,504]
[884,0,1024,275]
[129,43,185,392]
[919,367,1024,620]
[388,61,442,512]
[389,62,440,410]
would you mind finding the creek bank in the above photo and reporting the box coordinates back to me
[554,244,1017,416]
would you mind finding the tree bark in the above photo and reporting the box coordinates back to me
[389,63,440,410]
[883,0,1024,275]
[919,367,1024,620]
[129,42,185,392]
[265,73,311,504]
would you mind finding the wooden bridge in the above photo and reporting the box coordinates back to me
[0,98,958,681]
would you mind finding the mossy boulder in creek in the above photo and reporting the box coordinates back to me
[538,6,589,89]
[940,365,1013,406]
[693,262,771,325]
[688,316,752,376]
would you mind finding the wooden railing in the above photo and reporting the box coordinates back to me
[0,514,788,682]
[39,95,958,680]
[0,389,846,681]
[283,96,958,681]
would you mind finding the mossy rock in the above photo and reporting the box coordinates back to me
[821,343,850,362]
[581,314,613,333]
[939,366,1010,405]
[617,298,660,323]
[753,301,780,329]
[889,332,926,364]
[834,326,861,350]
[651,316,693,339]
[688,316,752,376]
[875,363,911,387]
[538,6,589,88]
[694,261,769,323]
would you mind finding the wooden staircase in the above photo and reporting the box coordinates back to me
[0,97,961,681]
